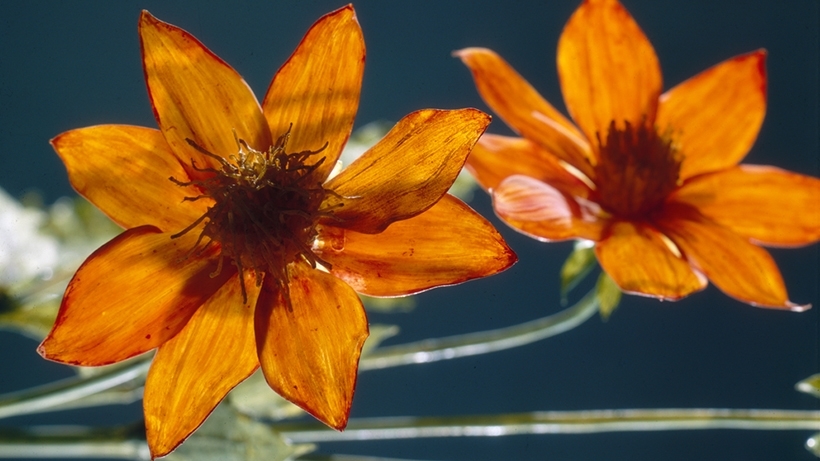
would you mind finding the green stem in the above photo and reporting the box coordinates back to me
[0,359,150,420]
[274,408,820,443]
[0,424,147,459]
[0,290,598,419]
[0,442,148,460]
[359,289,599,371]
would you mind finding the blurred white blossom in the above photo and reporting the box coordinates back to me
[0,188,59,289]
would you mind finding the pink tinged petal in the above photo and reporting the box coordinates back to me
[139,11,271,174]
[657,51,768,180]
[465,133,594,199]
[557,0,662,141]
[254,264,369,430]
[595,221,707,300]
[658,207,809,310]
[318,194,517,297]
[51,125,208,232]
[262,5,365,183]
[326,108,491,233]
[670,165,820,247]
[38,226,231,366]
[454,47,595,176]
[493,174,604,242]
[144,273,261,459]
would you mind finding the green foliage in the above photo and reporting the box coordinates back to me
[596,272,622,321]
[559,241,597,303]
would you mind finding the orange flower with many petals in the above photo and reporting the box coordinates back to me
[38,6,515,458]
[457,0,819,309]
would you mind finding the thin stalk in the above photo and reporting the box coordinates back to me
[0,359,150,419]
[359,289,599,371]
[0,290,598,419]
[298,455,432,461]
[274,409,820,443]
[0,442,148,460]
[0,424,148,460]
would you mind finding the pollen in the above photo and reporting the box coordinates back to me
[169,128,339,304]
[592,121,682,219]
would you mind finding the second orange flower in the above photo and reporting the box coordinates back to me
[458,0,819,309]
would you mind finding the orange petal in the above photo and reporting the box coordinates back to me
[144,273,260,458]
[466,133,593,198]
[557,0,662,141]
[139,11,271,174]
[594,221,706,300]
[670,165,820,247]
[51,125,208,232]
[38,226,230,366]
[455,47,594,176]
[262,5,364,183]
[493,175,604,241]
[254,264,368,430]
[657,206,808,310]
[318,194,517,297]
[657,51,767,180]
[326,109,490,233]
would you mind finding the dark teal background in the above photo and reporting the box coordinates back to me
[1,1,818,460]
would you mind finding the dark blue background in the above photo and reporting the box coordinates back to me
[1,1,818,460]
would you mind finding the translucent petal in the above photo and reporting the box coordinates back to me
[465,133,593,198]
[455,47,594,175]
[557,0,662,141]
[319,194,517,297]
[51,125,208,232]
[657,51,767,180]
[326,109,490,233]
[254,264,368,430]
[139,11,271,174]
[262,5,364,183]
[493,174,605,242]
[670,165,820,247]
[144,273,260,458]
[595,221,706,300]
[39,226,230,365]
[658,206,808,310]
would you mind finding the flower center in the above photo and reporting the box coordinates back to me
[592,121,681,218]
[170,129,337,303]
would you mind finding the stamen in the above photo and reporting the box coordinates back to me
[592,120,681,218]
[169,130,334,308]
[170,210,210,240]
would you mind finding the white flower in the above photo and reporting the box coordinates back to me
[0,188,59,289]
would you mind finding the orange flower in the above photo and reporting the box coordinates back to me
[457,0,819,309]
[38,6,515,458]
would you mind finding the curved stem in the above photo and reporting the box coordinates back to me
[0,290,597,420]
[0,424,148,460]
[0,442,148,460]
[274,409,820,443]
[359,289,599,371]
[0,359,150,420]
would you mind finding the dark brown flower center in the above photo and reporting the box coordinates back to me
[592,121,681,218]
[170,129,337,303]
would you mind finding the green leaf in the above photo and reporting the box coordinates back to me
[796,374,820,399]
[559,241,596,302]
[596,272,622,321]
[360,294,415,313]
[165,403,314,461]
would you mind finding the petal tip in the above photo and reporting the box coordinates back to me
[35,341,49,359]
[787,301,812,313]
[138,10,159,27]
[452,47,489,60]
